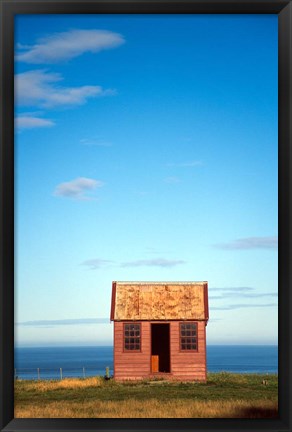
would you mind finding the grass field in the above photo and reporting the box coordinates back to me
[14,372,278,418]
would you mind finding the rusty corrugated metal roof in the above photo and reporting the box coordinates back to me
[110,281,208,321]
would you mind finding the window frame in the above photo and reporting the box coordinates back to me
[123,322,142,352]
[179,321,198,352]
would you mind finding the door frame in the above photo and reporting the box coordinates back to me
[150,322,171,374]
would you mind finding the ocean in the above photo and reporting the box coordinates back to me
[14,345,278,380]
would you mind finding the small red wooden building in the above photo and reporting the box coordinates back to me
[110,281,209,381]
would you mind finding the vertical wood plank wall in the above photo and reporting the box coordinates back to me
[114,321,206,381]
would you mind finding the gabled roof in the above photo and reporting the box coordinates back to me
[110,281,209,321]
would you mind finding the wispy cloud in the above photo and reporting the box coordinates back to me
[164,176,180,184]
[17,318,109,326]
[16,42,31,50]
[15,70,115,108]
[16,29,125,64]
[81,255,186,269]
[210,287,254,292]
[82,259,114,270]
[227,292,277,299]
[80,138,112,147]
[54,177,104,200]
[120,258,186,268]
[15,115,55,129]
[209,286,277,300]
[211,303,277,311]
[166,160,202,168]
[145,247,174,254]
[214,236,278,250]
[209,292,277,300]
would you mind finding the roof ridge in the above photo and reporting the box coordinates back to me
[114,281,207,285]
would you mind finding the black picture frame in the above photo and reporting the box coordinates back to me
[0,0,291,431]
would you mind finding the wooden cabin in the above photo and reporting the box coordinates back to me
[110,281,209,381]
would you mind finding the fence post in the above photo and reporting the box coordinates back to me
[60,367,63,380]
[83,367,85,379]
[37,368,40,380]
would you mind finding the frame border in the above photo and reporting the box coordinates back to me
[1,1,291,431]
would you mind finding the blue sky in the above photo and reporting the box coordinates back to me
[14,14,278,347]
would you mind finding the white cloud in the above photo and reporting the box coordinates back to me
[214,236,278,250]
[121,258,186,268]
[16,29,125,64]
[15,115,55,129]
[54,177,104,200]
[15,69,115,108]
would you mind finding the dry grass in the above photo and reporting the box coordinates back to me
[14,374,278,418]
[20,377,104,392]
[14,398,278,418]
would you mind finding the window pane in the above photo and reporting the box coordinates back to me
[124,323,141,351]
[180,322,197,349]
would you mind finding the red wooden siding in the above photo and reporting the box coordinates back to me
[169,321,206,381]
[114,320,206,381]
[114,321,151,380]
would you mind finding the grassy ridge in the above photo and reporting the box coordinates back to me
[14,372,278,418]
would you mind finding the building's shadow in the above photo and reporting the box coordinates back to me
[236,406,278,418]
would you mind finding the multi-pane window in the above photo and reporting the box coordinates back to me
[124,323,141,351]
[180,322,197,350]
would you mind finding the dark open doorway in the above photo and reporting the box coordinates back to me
[151,323,170,373]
